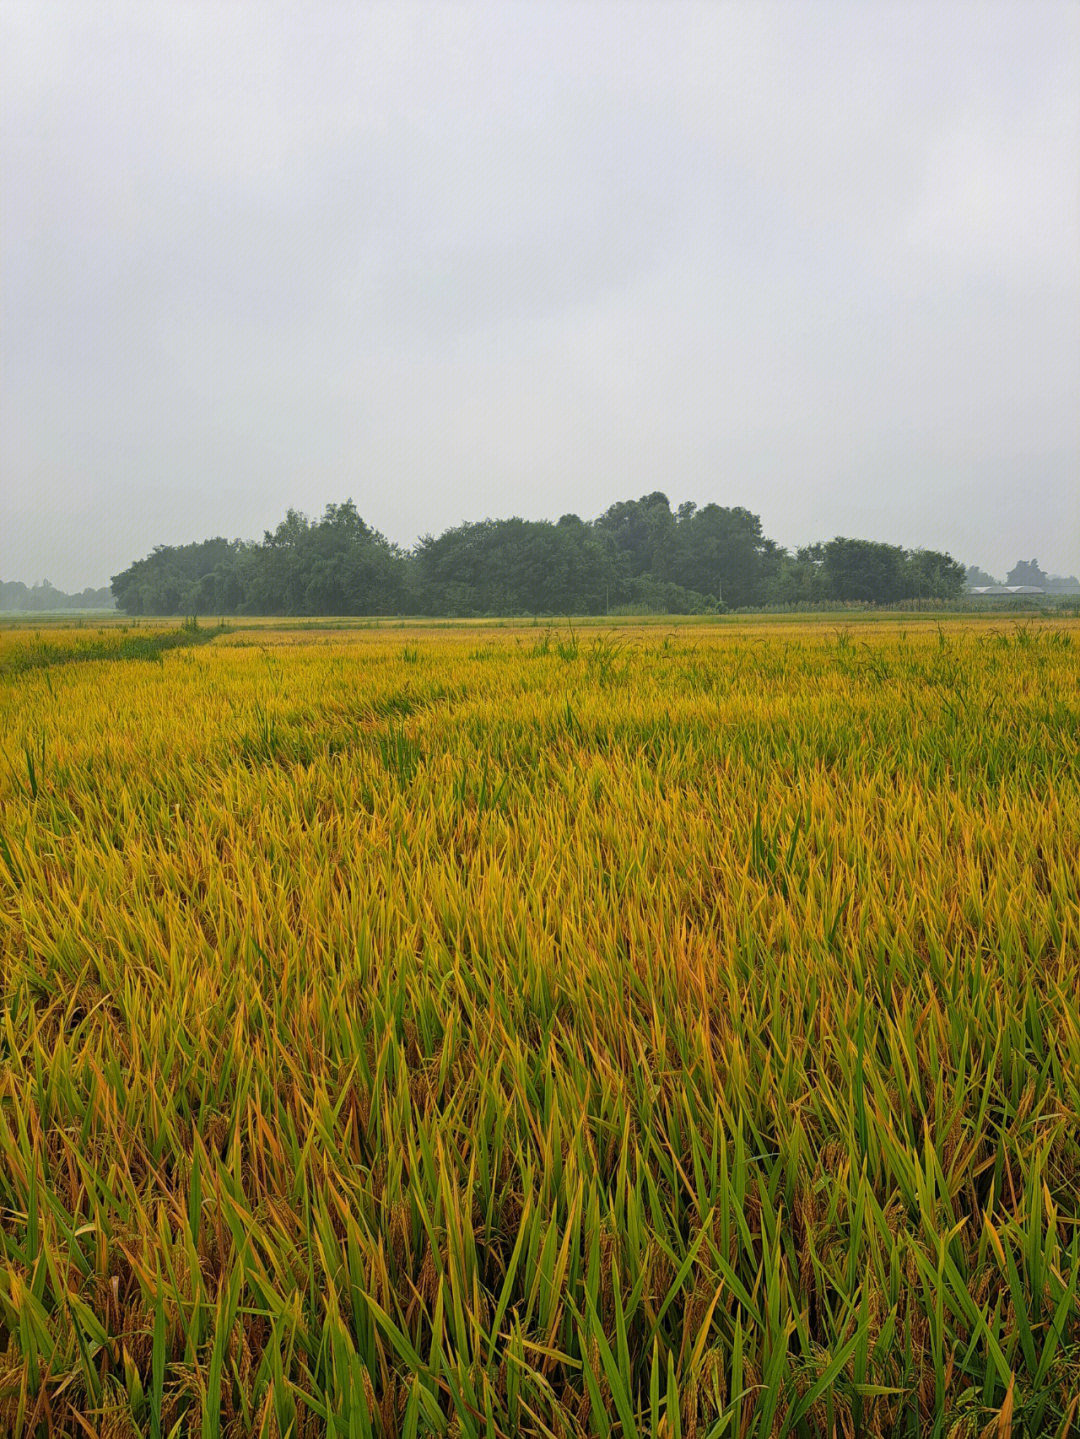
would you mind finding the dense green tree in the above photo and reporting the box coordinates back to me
[594,493,676,581]
[663,503,777,608]
[761,550,831,605]
[817,538,908,603]
[111,537,244,615]
[110,506,405,617]
[965,564,1002,588]
[414,517,616,615]
[0,579,115,612]
[109,498,975,615]
[903,549,966,599]
[1006,558,1048,588]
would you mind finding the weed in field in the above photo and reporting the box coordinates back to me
[377,721,422,783]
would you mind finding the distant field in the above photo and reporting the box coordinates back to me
[1,617,1078,1436]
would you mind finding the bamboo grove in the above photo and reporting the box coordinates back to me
[0,615,1078,1436]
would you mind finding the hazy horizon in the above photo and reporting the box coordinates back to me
[3,1,1078,592]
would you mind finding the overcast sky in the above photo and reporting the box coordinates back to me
[2,1,1078,589]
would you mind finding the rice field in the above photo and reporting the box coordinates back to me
[1,616,1078,1437]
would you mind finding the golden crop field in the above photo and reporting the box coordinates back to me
[1,616,1078,1438]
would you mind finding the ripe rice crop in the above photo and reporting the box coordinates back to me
[1,616,1078,1436]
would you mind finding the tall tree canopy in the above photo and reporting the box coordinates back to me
[1005,559,1047,588]
[110,495,968,615]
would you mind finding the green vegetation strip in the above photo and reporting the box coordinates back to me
[0,620,227,676]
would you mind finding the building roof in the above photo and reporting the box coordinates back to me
[967,585,1045,595]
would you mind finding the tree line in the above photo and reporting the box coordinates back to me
[110,494,968,616]
[965,560,1080,593]
[0,579,116,613]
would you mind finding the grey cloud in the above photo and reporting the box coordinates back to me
[2,1,1077,590]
